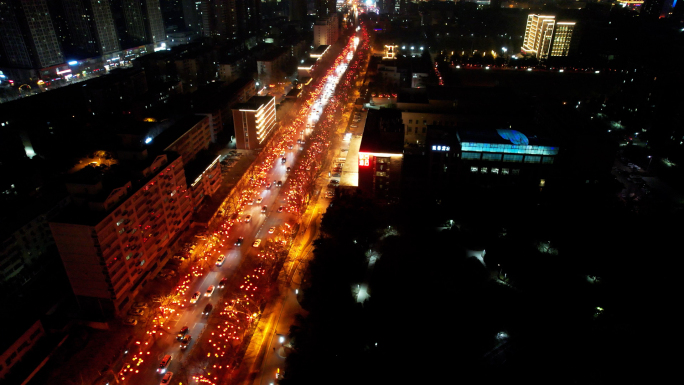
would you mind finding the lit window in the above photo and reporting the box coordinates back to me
[481,167,488,173]
[539,179,546,187]
[513,169,520,175]
[502,168,510,175]
[470,166,478,173]
[491,168,499,174]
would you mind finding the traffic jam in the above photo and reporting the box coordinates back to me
[116,26,369,385]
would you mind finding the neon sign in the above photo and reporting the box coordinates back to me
[359,153,370,167]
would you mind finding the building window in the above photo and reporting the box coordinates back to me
[471,166,478,173]
[462,152,481,160]
[480,167,488,173]
[524,155,541,163]
[491,168,499,174]
[483,153,502,161]
[542,157,554,164]
[502,168,510,175]
[407,127,412,133]
[409,119,413,123]
[513,169,520,175]
[422,127,427,133]
[539,179,546,187]
[503,154,523,162]
[376,171,387,177]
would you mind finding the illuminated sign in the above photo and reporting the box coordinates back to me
[56,68,72,75]
[68,60,78,66]
[432,145,451,152]
[359,153,370,167]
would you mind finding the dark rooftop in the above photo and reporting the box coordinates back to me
[359,109,404,154]
[185,151,220,186]
[311,45,330,56]
[150,114,207,152]
[233,96,274,111]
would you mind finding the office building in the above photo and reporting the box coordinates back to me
[357,109,404,201]
[315,0,336,18]
[203,0,260,40]
[49,153,192,316]
[314,13,339,47]
[0,0,65,69]
[232,96,277,150]
[257,47,289,86]
[455,128,558,186]
[521,14,575,59]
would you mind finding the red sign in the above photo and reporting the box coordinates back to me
[359,153,370,167]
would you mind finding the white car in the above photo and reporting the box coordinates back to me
[256,197,263,204]
[205,285,215,297]
[123,317,138,326]
[190,291,201,304]
[244,214,252,223]
[253,239,262,248]
[268,227,275,234]
[216,255,225,266]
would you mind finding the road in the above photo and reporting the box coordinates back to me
[115,29,365,385]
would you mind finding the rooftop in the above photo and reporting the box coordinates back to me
[233,96,275,111]
[185,151,220,187]
[151,114,207,152]
[311,45,330,57]
[359,109,404,155]
[457,129,559,155]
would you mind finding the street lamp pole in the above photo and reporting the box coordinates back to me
[647,156,653,173]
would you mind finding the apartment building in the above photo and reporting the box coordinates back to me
[157,115,213,165]
[49,153,192,316]
[0,320,45,380]
[185,152,222,212]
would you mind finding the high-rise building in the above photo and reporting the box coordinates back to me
[0,0,65,69]
[202,0,259,40]
[58,0,120,56]
[232,96,277,150]
[641,0,677,19]
[313,13,339,47]
[111,0,166,47]
[522,14,575,59]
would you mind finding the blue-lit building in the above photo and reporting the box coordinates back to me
[424,128,559,190]
[456,129,558,186]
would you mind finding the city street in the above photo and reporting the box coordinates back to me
[113,28,366,385]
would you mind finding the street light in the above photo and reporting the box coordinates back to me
[647,155,653,172]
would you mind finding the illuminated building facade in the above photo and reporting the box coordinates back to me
[357,110,404,200]
[232,96,277,150]
[456,129,558,186]
[383,45,398,59]
[49,153,192,316]
[522,15,575,59]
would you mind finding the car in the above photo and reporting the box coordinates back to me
[162,269,176,277]
[177,326,189,340]
[277,206,284,213]
[158,355,172,373]
[256,197,263,204]
[219,277,228,288]
[173,254,186,260]
[281,157,287,164]
[266,183,271,190]
[351,125,358,128]
[128,308,145,316]
[286,167,291,172]
[269,227,275,234]
[253,239,262,247]
[288,144,293,149]
[247,199,254,205]
[160,372,173,385]
[158,272,168,279]
[216,255,225,266]
[235,237,244,246]
[205,285,215,297]
[261,205,267,213]
[330,179,339,184]
[244,214,252,223]
[133,301,148,309]
[151,294,162,302]
[123,317,138,326]
[276,181,282,187]
[190,291,201,304]
[203,304,213,315]
[180,334,192,349]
